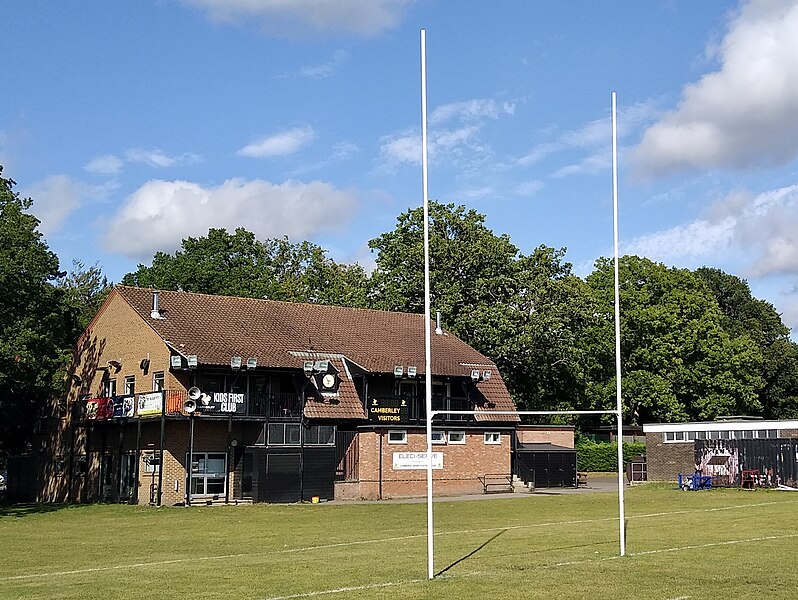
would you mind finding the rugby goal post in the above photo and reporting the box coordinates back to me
[424,408,626,579]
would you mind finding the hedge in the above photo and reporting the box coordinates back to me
[576,440,646,472]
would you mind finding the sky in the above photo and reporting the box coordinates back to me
[4,0,798,333]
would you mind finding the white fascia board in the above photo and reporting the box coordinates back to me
[643,420,798,433]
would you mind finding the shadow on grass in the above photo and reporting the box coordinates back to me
[435,529,507,577]
[0,502,77,519]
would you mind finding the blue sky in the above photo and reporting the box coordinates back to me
[5,1,798,332]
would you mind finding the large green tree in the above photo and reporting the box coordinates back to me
[695,267,798,419]
[585,257,764,424]
[0,168,79,462]
[57,259,113,332]
[122,228,369,307]
[368,202,596,411]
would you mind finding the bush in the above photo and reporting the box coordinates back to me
[576,440,646,472]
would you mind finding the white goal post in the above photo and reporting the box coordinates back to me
[424,408,626,579]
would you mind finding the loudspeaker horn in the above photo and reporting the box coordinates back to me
[183,398,197,414]
[188,386,202,400]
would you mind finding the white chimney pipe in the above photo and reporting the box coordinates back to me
[435,311,443,335]
[150,291,164,319]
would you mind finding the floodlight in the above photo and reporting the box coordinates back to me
[482,369,492,380]
[170,355,184,369]
[230,356,242,370]
[187,355,198,369]
[394,365,404,378]
[303,361,314,376]
[470,369,481,382]
[407,366,417,378]
[246,357,258,369]
[314,359,330,373]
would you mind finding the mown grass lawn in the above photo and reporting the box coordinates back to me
[1,485,797,599]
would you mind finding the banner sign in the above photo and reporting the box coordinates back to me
[137,392,163,417]
[112,395,135,418]
[392,452,443,470]
[85,397,113,420]
[369,397,408,423]
[196,392,247,414]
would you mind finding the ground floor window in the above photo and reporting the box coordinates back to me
[387,430,407,444]
[484,432,501,444]
[188,452,227,496]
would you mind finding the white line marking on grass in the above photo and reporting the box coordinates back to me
[3,499,796,582]
[259,578,425,600]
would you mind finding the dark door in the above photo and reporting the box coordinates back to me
[263,453,301,503]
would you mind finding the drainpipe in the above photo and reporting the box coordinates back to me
[157,390,165,506]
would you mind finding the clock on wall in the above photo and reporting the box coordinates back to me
[322,373,336,389]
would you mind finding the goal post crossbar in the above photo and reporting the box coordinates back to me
[425,408,626,579]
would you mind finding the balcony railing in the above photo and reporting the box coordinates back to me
[77,390,475,422]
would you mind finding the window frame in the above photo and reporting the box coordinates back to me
[484,431,501,445]
[153,372,165,392]
[387,430,407,444]
[124,375,135,396]
[448,430,466,445]
[431,430,446,445]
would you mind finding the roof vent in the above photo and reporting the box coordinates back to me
[150,291,165,320]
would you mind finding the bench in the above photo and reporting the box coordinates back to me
[478,473,514,494]
[577,472,588,487]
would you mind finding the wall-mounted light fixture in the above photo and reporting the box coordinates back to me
[314,359,330,373]
[303,361,314,376]
[107,359,122,370]
[187,355,198,369]
[407,366,417,378]
[482,369,492,381]
[394,365,404,378]
[230,356,242,370]
[470,369,481,382]
[170,355,185,370]
[246,357,257,370]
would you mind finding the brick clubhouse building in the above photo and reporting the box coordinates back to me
[32,286,521,505]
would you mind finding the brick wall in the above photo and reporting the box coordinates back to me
[645,433,695,482]
[355,428,510,499]
[516,426,574,448]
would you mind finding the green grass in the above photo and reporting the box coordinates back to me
[1,485,797,599]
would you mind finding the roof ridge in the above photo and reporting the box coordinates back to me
[115,285,426,319]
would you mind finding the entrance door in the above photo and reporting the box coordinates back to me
[118,454,136,503]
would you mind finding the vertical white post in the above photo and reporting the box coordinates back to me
[611,91,626,557]
[421,29,435,580]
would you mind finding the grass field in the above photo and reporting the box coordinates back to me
[1,485,797,599]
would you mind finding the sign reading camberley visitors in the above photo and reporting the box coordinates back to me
[368,397,409,423]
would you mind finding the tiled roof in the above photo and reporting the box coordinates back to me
[113,286,516,418]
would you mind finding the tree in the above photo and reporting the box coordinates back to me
[122,228,369,307]
[0,167,78,462]
[695,267,798,419]
[584,257,763,425]
[57,259,113,331]
[368,202,596,412]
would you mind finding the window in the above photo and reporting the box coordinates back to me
[153,372,164,392]
[431,430,446,444]
[54,457,66,476]
[124,376,135,395]
[484,432,501,445]
[102,378,116,397]
[188,452,227,496]
[665,432,675,441]
[448,430,466,445]
[74,455,88,476]
[387,430,407,444]
[268,423,301,446]
[695,431,707,440]
[143,451,161,473]
[304,425,335,445]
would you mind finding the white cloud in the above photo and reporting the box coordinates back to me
[633,0,798,178]
[237,126,316,158]
[182,0,413,37]
[84,154,123,175]
[125,148,201,168]
[103,178,358,258]
[624,184,798,278]
[23,175,115,235]
[378,97,511,170]
[298,50,349,78]
[513,180,544,197]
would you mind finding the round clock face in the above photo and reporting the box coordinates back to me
[322,374,336,389]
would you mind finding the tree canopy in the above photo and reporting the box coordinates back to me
[0,168,80,461]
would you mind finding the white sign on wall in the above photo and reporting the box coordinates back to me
[392,452,443,470]
[137,392,163,417]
